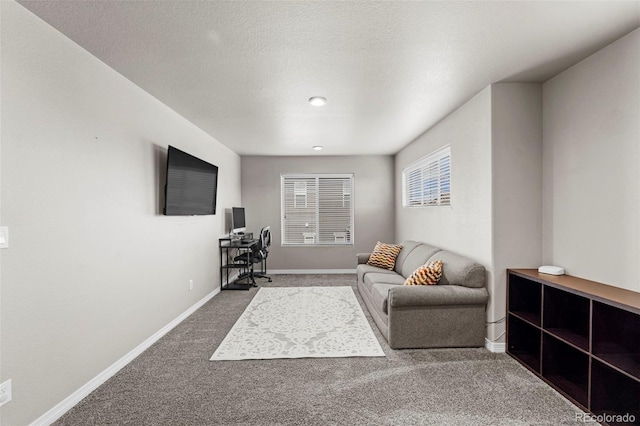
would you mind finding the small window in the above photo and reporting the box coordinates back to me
[342,180,351,208]
[281,174,354,245]
[402,146,451,207]
[294,181,307,208]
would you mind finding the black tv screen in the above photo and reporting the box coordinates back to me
[163,146,218,215]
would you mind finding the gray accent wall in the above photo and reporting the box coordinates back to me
[240,156,394,270]
[542,28,639,292]
[1,3,241,424]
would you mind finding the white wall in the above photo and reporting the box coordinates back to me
[491,83,543,340]
[395,88,493,262]
[395,84,544,344]
[0,2,241,424]
[395,87,495,322]
[241,155,395,270]
[543,28,640,292]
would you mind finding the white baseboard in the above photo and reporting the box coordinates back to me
[485,338,506,353]
[269,269,356,274]
[30,288,220,426]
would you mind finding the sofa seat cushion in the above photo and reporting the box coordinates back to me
[362,272,404,314]
[356,264,397,285]
[371,284,397,314]
[364,272,406,287]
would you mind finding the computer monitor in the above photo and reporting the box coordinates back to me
[232,207,246,234]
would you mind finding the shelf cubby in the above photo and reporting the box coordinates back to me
[591,359,640,425]
[542,333,589,408]
[507,314,541,373]
[508,273,542,326]
[543,286,590,351]
[593,301,640,379]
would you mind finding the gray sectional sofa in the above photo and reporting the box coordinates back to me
[357,240,489,349]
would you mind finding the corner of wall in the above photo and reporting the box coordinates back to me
[488,82,543,342]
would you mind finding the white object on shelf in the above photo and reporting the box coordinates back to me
[538,265,565,275]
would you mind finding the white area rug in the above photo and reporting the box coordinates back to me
[210,286,385,360]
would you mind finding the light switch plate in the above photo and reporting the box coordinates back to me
[0,227,8,249]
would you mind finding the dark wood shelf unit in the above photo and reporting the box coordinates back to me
[508,273,542,326]
[545,328,589,352]
[592,301,640,379]
[543,286,590,351]
[507,269,640,425]
[542,333,589,407]
[591,360,640,425]
[507,314,541,373]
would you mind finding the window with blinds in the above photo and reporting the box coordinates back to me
[281,174,354,245]
[402,146,451,207]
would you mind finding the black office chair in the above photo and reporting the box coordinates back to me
[252,226,272,283]
[233,226,272,286]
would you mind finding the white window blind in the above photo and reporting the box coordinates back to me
[281,174,354,245]
[402,146,451,207]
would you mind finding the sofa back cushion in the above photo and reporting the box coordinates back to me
[400,243,442,278]
[394,241,422,274]
[427,251,485,288]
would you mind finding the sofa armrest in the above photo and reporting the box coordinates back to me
[388,285,489,307]
[357,253,371,265]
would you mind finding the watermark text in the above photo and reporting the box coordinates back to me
[576,413,636,423]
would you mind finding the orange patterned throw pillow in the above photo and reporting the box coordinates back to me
[367,241,403,270]
[404,260,443,286]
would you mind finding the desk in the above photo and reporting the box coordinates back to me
[219,238,258,290]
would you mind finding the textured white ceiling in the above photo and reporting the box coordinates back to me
[16,1,640,156]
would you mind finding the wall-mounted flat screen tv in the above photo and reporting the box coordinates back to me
[163,146,218,215]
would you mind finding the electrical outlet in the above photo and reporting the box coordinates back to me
[0,379,12,407]
[189,280,193,290]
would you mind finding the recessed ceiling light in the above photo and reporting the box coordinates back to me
[308,96,327,106]
[312,146,323,151]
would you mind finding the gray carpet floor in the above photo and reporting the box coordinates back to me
[55,274,583,425]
